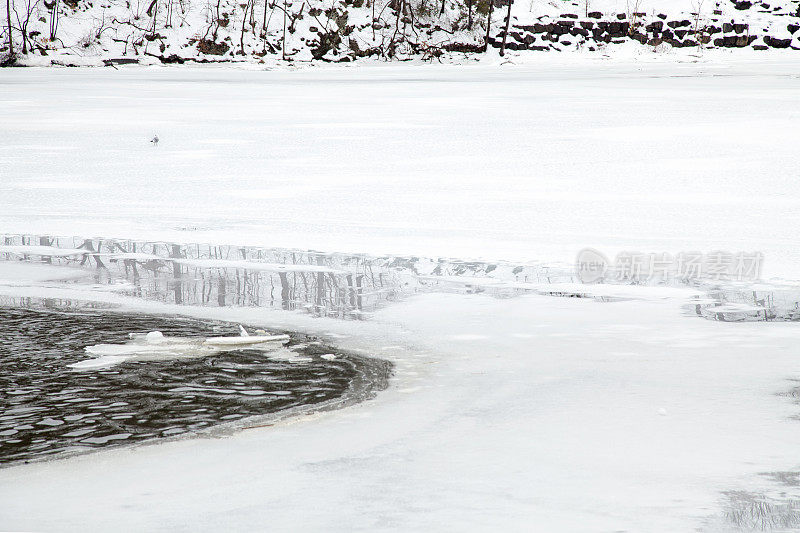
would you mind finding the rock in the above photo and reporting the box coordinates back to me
[723,22,733,32]
[443,42,486,52]
[676,29,687,38]
[580,21,594,29]
[160,54,184,64]
[733,0,752,9]
[733,23,748,33]
[587,11,602,18]
[608,21,629,36]
[103,58,139,65]
[646,21,664,32]
[788,24,800,34]
[764,35,792,47]
[753,44,769,49]
[616,13,626,20]
[197,39,230,55]
[657,13,667,19]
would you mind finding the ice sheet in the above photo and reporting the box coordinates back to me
[1,61,799,280]
[2,289,800,531]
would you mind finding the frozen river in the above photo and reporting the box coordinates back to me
[2,58,800,531]
[1,58,799,279]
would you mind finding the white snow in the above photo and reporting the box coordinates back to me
[69,331,291,369]
[0,245,89,257]
[0,262,91,284]
[1,60,799,280]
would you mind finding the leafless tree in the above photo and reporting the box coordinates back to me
[281,0,286,59]
[47,0,59,40]
[240,0,250,53]
[14,0,41,54]
[5,0,13,57]
[499,0,511,55]
[483,0,494,51]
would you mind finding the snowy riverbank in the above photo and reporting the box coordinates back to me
[2,0,798,65]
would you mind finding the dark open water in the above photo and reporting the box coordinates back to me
[0,307,391,465]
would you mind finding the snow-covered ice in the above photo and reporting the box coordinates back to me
[1,59,799,278]
[2,59,800,531]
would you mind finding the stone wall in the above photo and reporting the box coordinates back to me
[489,8,800,51]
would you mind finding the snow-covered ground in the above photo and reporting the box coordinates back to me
[2,60,800,531]
[2,59,800,279]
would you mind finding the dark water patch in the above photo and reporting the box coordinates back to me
[0,307,391,465]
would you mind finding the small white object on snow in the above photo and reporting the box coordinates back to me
[150,135,159,146]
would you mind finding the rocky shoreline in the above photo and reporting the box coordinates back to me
[2,0,799,66]
[490,8,800,52]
